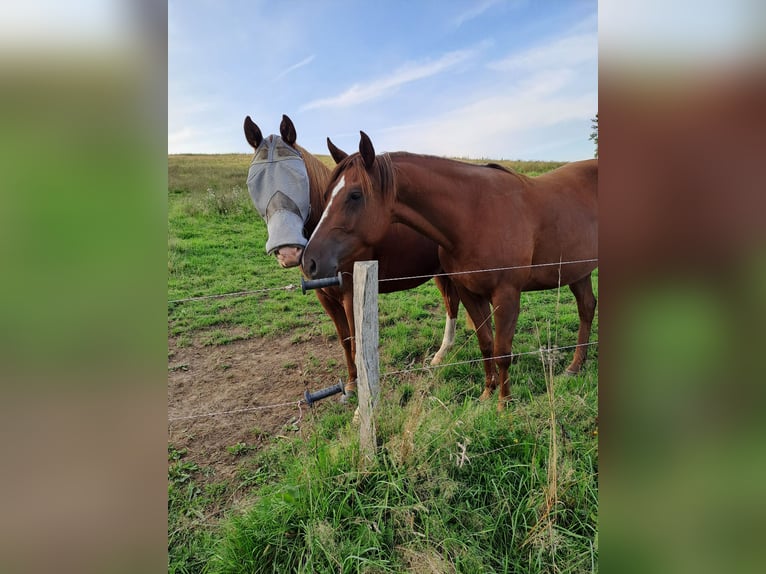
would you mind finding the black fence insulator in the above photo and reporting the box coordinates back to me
[303,380,346,406]
[300,272,343,294]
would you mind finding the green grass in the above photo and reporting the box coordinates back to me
[168,154,597,573]
[168,154,343,344]
[169,154,254,195]
[207,372,597,573]
[168,445,224,573]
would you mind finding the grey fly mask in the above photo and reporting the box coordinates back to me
[246,135,311,255]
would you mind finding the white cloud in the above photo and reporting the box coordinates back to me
[452,0,504,28]
[379,70,596,159]
[274,54,316,81]
[168,123,241,155]
[488,32,597,72]
[167,97,216,151]
[169,100,214,117]
[168,127,199,153]
[300,46,481,111]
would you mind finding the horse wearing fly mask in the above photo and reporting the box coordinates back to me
[244,115,462,396]
[246,131,312,261]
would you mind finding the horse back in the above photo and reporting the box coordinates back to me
[537,159,597,197]
[528,159,598,218]
[521,159,598,287]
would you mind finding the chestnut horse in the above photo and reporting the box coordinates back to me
[243,115,461,393]
[302,132,598,411]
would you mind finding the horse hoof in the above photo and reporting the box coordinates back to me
[339,388,357,404]
[564,369,578,377]
[431,354,444,366]
[479,389,493,401]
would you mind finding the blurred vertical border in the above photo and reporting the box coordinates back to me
[0,1,167,573]
[600,1,766,573]
[1,1,765,572]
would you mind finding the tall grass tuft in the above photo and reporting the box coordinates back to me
[208,371,597,573]
[179,186,252,218]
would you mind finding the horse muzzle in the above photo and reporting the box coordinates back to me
[301,248,338,281]
[274,245,303,268]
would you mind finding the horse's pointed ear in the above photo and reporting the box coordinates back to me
[280,114,297,145]
[244,116,263,149]
[359,131,375,170]
[327,137,348,164]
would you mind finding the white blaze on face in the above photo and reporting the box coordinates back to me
[307,175,345,243]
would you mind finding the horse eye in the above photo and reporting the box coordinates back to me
[348,190,362,201]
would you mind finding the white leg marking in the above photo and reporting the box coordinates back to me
[431,316,456,365]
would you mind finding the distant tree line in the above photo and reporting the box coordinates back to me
[590,114,598,158]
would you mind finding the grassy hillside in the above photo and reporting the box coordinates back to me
[168,153,597,573]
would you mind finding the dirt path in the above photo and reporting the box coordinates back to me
[168,333,342,481]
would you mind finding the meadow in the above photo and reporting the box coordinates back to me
[168,153,598,573]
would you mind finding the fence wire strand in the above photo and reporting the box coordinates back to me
[169,400,303,422]
[382,341,598,378]
[374,258,598,284]
[168,341,597,422]
[168,258,597,305]
[168,284,298,304]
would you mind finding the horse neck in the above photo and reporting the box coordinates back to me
[390,154,483,252]
[295,144,332,234]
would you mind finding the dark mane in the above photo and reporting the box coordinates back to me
[484,161,534,185]
[295,143,331,191]
[329,152,396,203]
[381,151,533,187]
[294,143,332,233]
[485,162,513,173]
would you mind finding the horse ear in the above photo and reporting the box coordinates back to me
[244,116,263,149]
[327,137,348,164]
[359,131,375,170]
[280,114,297,145]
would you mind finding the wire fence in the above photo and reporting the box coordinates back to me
[376,258,598,284]
[168,341,598,423]
[168,258,598,306]
[168,256,598,422]
[169,260,598,552]
[168,284,298,304]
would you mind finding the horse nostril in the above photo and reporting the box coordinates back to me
[308,258,317,278]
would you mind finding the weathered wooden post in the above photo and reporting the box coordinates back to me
[353,261,379,467]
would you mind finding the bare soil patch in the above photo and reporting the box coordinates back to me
[168,332,343,482]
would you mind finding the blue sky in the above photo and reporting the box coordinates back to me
[169,0,598,160]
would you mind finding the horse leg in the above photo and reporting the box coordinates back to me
[565,274,597,375]
[492,288,522,411]
[455,286,496,400]
[341,292,358,394]
[431,275,460,365]
[315,289,357,392]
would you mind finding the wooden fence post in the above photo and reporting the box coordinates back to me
[353,261,379,467]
